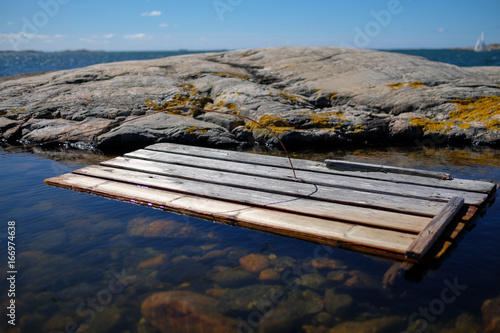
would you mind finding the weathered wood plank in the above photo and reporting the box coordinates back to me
[44,173,416,254]
[126,149,488,205]
[325,159,451,180]
[146,143,495,193]
[74,165,431,233]
[405,197,465,260]
[102,156,447,216]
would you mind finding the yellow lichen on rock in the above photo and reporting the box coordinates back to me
[449,95,500,131]
[185,126,208,135]
[389,82,427,89]
[144,83,211,116]
[193,72,249,80]
[268,91,308,105]
[409,117,455,133]
[407,81,426,88]
[308,111,345,129]
[350,124,365,133]
[8,108,26,115]
[214,72,249,80]
[246,114,294,135]
[389,83,404,90]
[487,119,500,130]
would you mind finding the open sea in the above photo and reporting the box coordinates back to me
[1,49,500,333]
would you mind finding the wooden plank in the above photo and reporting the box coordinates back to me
[146,143,495,194]
[102,156,447,216]
[126,149,488,205]
[43,173,416,255]
[73,165,431,233]
[405,197,465,260]
[325,159,451,180]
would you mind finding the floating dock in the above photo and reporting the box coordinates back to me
[44,143,497,262]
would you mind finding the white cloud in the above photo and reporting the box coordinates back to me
[141,10,161,16]
[103,34,115,39]
[436,27,445,33]
[53,34,66,39]
[124,33,150,39]
[158,23,168,28]
[6,21,13,26]
[0,32,50,43]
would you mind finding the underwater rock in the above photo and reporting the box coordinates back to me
[344,270,379,288]
[482,295,500,333]
[239,253,270,274]
[302,325,331,333]
[42,313,75,333]
[217,285,284,313]
[159,257,210,286]
[440,312,482,333]
[127,217,201,239]
[324,289,354,316]
[259,308,296,333]
[259,268,281,282]
[310,257,347,270]
[271,256,298,272]
[138,254,167,270]
[329,316,406,333]
[2,47,499,151]
[296,273,328,290]
[208,268,256,287]
[326,270,348,283]
[205,288,229,298]
[141,290,239,333]
[280,289,324,317]
[312,311,336,327]
[243,288,324,333]
[78,305,122,333]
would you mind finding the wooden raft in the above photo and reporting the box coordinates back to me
[44,143,497,262]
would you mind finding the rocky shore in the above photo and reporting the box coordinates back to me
[1,47,499,152]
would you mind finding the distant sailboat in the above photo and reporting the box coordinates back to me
[474,32,487,52]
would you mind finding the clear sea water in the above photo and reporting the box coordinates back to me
[0,50,500,332]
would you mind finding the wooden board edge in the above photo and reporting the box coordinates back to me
[405,196,465,260]
[325,159,452,180]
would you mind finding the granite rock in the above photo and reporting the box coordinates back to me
[2,47,499,150]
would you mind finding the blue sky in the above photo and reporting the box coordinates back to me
[1,0,499,51]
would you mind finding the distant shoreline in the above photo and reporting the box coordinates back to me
[451,43,500,51]
[1,46,500,53]
[0,49,226,53]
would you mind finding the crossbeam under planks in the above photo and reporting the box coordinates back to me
[44,143,497,262]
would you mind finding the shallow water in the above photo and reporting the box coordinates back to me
[0,145,499,333]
